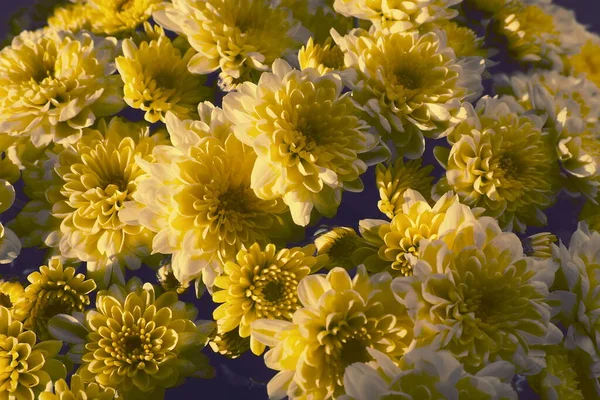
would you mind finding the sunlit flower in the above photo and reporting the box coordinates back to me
[116,24,211,123]
[299,37,346,76]
[333,28,484,158]
[522,232,557,259]
[0,223,21,264]
[0,30,124,147]
[50,278,215,399]
[434,95,560,232]
[121,107,297,288]
[40,375,117,400]
[153,0,308,82]
[0,281,26,321]
[21,258,95,340]
[86,0,163,36]
[393,216,562,374]
[47,3,92,32]
[251,266,413,399]
[209,329,251,360]
[333,0,462,33]
[223,59,384,226]
[341,347,517,400]
[314,226,366,270]
[376,158,434,219]
[0,306,66,400]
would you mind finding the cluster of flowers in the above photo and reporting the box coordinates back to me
[1,0,600,399]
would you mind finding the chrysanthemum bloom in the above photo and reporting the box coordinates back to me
[0,223,21,264]
[213,243,324,355]
[0,281,27,321]
[223,59,384,226]
[49,278,215,399]
[333,28,484,158]
[122,107,297,287]
[569,40,600,89]
[0,30,124,147]
[333,0,461,33]
[0,306,67,400]
[299,37,346,76]
[153,0,308,84]
[209,329,251,360]
[85,0,163,36]
[522,232,557,259]
[47,3,92,32]
[116,25,211,123]
[157,260,190,294]
[40,375,117,400]
[340,347,517,400]
[376,158,434,219]
[393,216,562,374]
[21,258,95,340]
[434,95,560,232]
[314,226,367,270]
[357,190,481,277]
[420,20,488,59]
[251,266,413,399]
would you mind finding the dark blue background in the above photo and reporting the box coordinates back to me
[0,0,598,398]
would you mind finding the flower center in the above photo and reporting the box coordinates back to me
[262,281,285,303]
[0,293,12,308]
[393,70,419,90]
[339,338,372,367]
[218,186,250,216]
[250,268,300,319]
[498,153,520,178]
[124,335,143,354]
[321,46,344,69]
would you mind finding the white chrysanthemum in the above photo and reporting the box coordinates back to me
[341,348,517,400]
[393,216,562,374]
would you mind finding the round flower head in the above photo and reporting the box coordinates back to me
[0,281,27,321]
[85,0,163,36]
[40,375,117,400]
[420,20,488,59]
[43,117,168,287]
[376,158,434,219]
[116,24,211,123]
[50,278,215,399]
[333,0,461,33]
[434,95,560,232]
[47,3,92,32]
[213,243,323,355]
[0,306,67,400]
[0,223,21,264]
[0,30,124,147]
[153,0,308,82]
[121,106,298,288]
[209,329,251,360]
[569,40,600,89]
[392,216,562,374]
[21,258,96,340]
[314,226,366,270]
[333,28,484,158]
[223,59,383,227]
[341,347,517,400]
[299,37,346,76]
[251,266,413,399]
[522,232,557,259]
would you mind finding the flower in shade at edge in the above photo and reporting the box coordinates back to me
[0,30,124,147]
[340,347,517,400]
[85,0,164,37]
[0,222,21,265]
[434,95,561,232]
[0,153,20,214]
[0,305,67,400]
[355,189,483,277]
[156,259,190,295]
[314,226,367,271]
[213,243,325,355]
[332,28,484,158]
[223,58,388,227]
[116,23,212,124]
[42,117,169,287]
[392,216,563,375]
[40,374,117,400]
[375,158,434,219]
[48,278,215,400]
[209,328,251,360]
[47,2,92,32]
[522,232,557,259]
[21,258,96,340]
[121,104,300,288]
[0,280,27,321]
[153,0,308,87]
[251,266,413,399]
[419,20,489,59]
[569,39,600,89]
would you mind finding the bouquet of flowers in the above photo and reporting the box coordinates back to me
[0,0,598,398]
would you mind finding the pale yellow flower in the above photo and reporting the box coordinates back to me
[40,375,117,400]
[86,0,163,36]
[47,3,92,32]
[0,281,26,321]
[299,37,346,76]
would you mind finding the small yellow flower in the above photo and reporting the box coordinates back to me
[570,40,600,89]
[116,24,211,123]
[522,232,557,259]
[47,3,92,32]
[299,37,346,76]
[209,325,251,359]
[86,0,163,36]
[21,258,96,340]
[314,226,365,270]
[213,243,323,355]
[40,375,117,400]
[0,280,26,321]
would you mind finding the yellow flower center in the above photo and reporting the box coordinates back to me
[111,318,156,365]
[321,46,344,70]
[249,267,300,318]
[393,70,419,90]
[498,153,520,179]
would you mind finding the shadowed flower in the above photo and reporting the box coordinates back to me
[314,226,366,271]
[0,223,21,264]
[522,232,557,259]
[86,0,163,36]
[570,40,600,89]
[209,326,251,360]
[156,260,190,294]
[40,375,117,400]
[47,3,92,32]
[0,281,26,321]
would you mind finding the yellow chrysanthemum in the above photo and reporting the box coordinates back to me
[334,28,484,158]
[50,278,214,399]
[47,3,92,32]
[156,260,190,294]
[435,95,560,232]
[223,59,384,226]
[122,106,298,287]
[21,258,95,340]
[420,20,488,59]
[522,232,557,259]
[333,0,461,33]
[0,306,67,400]
[0,30,124,147]
[393,216,562,374]
[570,40,600,89]
[0,223,21,264]
[298,37,346,76]
[376,158,434,219]
[252,266,413,399]
[85,0,163,36]
[40,375,117,400]
[0,281,27,321]
[42,117,168,287]
[154,0,308,81]
[314,226,366,270]
[116,24,211,123]
[209,329,251,360]
[213,243,324,355]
